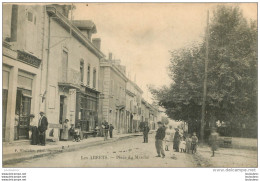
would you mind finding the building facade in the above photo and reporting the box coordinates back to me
[126,80,143,133]
[3,4,163,143]
[43,5,104,140]
[3,4,44,142]
[99,54,128,133]
[2,4,105,142]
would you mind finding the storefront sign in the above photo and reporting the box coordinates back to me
[17,50,41,68]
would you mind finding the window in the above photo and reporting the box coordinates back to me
[87,65,90,86]
[110,80,114,96]
[80,61,84,83]
[61,50,68,82]
[27,11,33,22]
[93,68,96,88]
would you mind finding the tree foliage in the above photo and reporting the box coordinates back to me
[161,116,169,125]
[150,5,257,134]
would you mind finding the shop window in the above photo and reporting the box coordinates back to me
[2,70,9,141]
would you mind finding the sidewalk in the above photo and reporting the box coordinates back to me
[194,137,257,167]
[3,132,142,166]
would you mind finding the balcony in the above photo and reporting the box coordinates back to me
[58,68,81,90]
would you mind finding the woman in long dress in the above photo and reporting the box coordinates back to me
[61,119,69,141]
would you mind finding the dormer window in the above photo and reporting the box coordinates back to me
[27,11,33,22]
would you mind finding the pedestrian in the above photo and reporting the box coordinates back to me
[29,114,38,145]
[109,124,114,138]
[173,128,181,152]
[185,134,191,154]
[69,124,75,140]
[38,111,48,146]
[191,132,198,154]
[143,123,150,143]
[165,125,174,151]
[179,136,186,153]
[155,122,166,158]
[73,123,81,142]
[103,121,109,141]
[209,127,219,157]
[61,119,69,141]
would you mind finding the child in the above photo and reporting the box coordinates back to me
[73,124,81,142]
[185,134,191,154]
[191,132,198,154]
[179,136,186,153]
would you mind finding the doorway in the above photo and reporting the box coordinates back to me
[15,89,31,140]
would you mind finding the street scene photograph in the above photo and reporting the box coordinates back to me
[2,2,257,168]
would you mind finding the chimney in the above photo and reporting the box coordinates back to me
[51,4,71,18]
[109,53,112,60]
[92,38,101,50]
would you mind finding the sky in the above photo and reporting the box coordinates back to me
[72,3,257,102]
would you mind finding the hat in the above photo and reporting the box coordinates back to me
[157,121,162,125]
[39,111,44,114]
[175,128,179,131]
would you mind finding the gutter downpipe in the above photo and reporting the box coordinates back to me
[39,6,46,113]
[45,13,51,113]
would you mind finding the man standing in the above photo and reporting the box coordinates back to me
[38,111,48,146]
[109,124,114,138]
[155,122,166,158]
[143,123,150,143]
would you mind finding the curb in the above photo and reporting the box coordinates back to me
[3,134,140,166]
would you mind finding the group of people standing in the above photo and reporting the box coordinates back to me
[30,111,48,146]
[102,121,114,141]
[154,122,200,158]
[172,129,198,154]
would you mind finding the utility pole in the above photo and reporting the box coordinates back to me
[201,10,209,143]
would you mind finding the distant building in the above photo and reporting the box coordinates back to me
[126,79,143,133]
[99,53,128,133]
[141,99,162,130]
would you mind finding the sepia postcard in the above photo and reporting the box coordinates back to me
[2,2,258,171]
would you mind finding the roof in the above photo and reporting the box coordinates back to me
[71,20,97,33]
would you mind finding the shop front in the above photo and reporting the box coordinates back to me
[76,86,99,132]
[3,44,41,142]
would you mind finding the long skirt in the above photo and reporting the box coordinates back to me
[31,126,39,145]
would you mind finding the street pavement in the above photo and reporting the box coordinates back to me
[5,135,197,168]
[4,134,257,168]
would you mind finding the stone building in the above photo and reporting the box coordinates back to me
[126,79,143,133]
[2,4,105,142]
[3,4,44,142]
[141,99,162,130]
[44,5,104,140]
[99,53,128,133]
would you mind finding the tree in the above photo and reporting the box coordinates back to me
[150,5,257,138]
[161,116,169,125]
